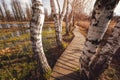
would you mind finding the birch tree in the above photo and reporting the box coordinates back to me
[88,21,120,80]
[50,0,67,48]
[79,0,119,80]
[30,0,51,80]
[0,5,5,21]
[69,0,86,27]
[65,0,70,35]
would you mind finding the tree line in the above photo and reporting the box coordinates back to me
[0,0,32,22]
[0,0,63,22]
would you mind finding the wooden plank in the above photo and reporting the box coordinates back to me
[49,26,85,80]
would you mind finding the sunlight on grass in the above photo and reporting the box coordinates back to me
[0,22,72,80]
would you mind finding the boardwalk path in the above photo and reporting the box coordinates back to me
[50,26,85,80]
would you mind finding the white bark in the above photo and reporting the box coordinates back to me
[80,0,119,80]
[61,0,67,20]
[50,0,67,47]
[30,0,51,79]
[65,0,70,35]
[50,0,59,14]
[88,21,120,80]
[56,0,61,15]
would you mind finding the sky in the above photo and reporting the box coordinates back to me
[0,0,120,16]
[44,0,120,16]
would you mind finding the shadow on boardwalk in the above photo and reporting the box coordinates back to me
[50,26,85,80]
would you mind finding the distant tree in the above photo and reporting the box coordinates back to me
[25,3,32,21]
[0,5,5,21]
[50,0,67,48]
[11,0,25,21]
[11,0,20,21]
[65,0,70,35]
[44,8,49,21]
[16,0,26,21]
[2,0,11,21]
[30,0,51,80]
[11,1,17,21]
[0,0,31,22]
[79,0,119,80]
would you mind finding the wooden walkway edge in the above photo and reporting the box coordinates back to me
[49,26,85,80]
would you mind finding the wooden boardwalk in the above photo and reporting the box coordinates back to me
[49,26,85,80]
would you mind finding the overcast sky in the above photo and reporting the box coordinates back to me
[0,0,120,15]
[44,0,120,16]
[43,0,120,16]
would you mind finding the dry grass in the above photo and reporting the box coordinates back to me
[0,21,73,80]
[0,22,29,24]
[103,20,116,40]
[77,20,90,37]
[77,20,90,30]
[78,20,117,39]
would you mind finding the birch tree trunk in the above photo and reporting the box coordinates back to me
[68,11,73,32]
[65,0,70,35]
[80,0,119,80]
[60,0,67,34]
[50,0,67,48]
[55,14,63,48]
[88,21,120,80]
[30,0,51,80]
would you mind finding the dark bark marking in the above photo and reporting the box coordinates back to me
[87,50,96,54]
[106,11,113,20]
[91,11,96,20]
[80,70,89,80]
[86,38,101,45]
[93,22,98,26]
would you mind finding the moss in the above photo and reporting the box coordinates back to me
[43,69,52,79]
[62,41,68,48]
[74,67,80,71]
[0,22,73,79]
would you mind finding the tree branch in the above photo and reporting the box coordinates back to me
[56,0,61,15]
[60,0,67,20]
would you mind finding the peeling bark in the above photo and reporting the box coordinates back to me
[30,0,51,80]
[88,21,120,80]
[80,0,119,80]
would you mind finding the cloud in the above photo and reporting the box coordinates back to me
[0,0,120,15]
[20,0,31,4]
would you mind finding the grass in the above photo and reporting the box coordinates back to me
[0,22,74,80]
[77,20,90,37]
[0,22,29,24]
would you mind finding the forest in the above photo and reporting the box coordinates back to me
[0,0,120,80]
